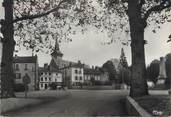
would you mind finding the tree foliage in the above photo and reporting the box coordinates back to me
[146,59,159,84]
[118,48,128,70]
[12,0,98,53]
[102,60,117,81]
[118,48,130,84]
[165,53,171,88]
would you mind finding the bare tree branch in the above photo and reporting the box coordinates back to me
[13,0,67,23]
[143,0,171,21]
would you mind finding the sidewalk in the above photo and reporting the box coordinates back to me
[0,90,71,114]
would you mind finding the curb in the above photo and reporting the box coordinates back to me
[125,96,152,117]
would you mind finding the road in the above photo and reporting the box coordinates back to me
[5,90,129,116]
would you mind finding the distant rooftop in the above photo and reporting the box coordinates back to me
[84,68,101,75]
[13,55,37,63]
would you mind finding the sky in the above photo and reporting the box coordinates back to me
[0,0,171,67]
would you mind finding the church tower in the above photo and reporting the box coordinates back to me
[51,39,63,60]
[49,39,64,70]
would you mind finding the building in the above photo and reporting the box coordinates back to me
[84,67,110,85]
[13,55,39,90]
[49,39,76,71]
[48,39,110,88]
[84,67,101,85]
[49,39,89,88]
[65,62,84,87]
[49,39,89,70]
[39,64,62,90]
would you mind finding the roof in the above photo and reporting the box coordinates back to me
[39,67,62,73]
[13,56,37,63]
[84,68,101,75]
[70,63,84,68]
[51,50,63,57]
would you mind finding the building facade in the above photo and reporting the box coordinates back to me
[48,39,110,88]
[13,55,39,90]
[39,66,62,90]
[84,68,101,85]
[65,62,84,87]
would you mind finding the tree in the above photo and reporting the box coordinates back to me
[118,48,128,69]
[146,59,160,84]
[165,53,171,89]
[102,60,117,81]
[1,0,171,97]
[0,0,96,98]
[97,0,171,97]
[118,48,130,85]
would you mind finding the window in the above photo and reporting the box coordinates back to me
[45,77,47,81]
[79,70,81,74]
[49,73,51,75]
[55,79,57,82]
[49,78,51,81]
[75,69,78,74]
[41,72,43,75]
[16,64,19,70]
[80,76,82,80]
[15,73,21,79]
[41,83,43,88]
[75,76,78,80]
[25,64,28,70]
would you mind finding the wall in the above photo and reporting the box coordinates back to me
[13,62,37,91]
[39,71,62,90]
[71,67,84,84]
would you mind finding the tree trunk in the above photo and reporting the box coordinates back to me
[128,0,148,97]
[1,0,15,98]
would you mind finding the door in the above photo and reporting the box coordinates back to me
[45,84,48,89]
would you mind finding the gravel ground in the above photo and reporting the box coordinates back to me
[4,90,129,116]
[1,90,71,114]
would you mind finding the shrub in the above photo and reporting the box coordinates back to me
[49,83,57,90]
[14,83,25,92]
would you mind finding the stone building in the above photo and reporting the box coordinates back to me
[13,55,39,90]
[39,64,62,90]
[84,67,109,85]
[65,62,84,87]
[49,39,88,88]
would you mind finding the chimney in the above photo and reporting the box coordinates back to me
[44,63,48,70]
[95,66,98,70]
[78,60,81,64]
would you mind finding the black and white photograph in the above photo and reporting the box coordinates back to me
[0,0,171,116]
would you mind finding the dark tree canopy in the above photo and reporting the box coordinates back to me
[102,60,117,81]
[165,53,171,88]
[118,48,130,84]
[146,59,160,83]
[118,48,128,70]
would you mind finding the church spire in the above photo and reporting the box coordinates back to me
[51,39,63,58]
[55,38,60,51]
